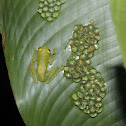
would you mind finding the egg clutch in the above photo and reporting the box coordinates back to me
[63,24,107,118]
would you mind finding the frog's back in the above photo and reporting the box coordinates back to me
[37,45,51,82]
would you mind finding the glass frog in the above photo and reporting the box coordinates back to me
[29,45,59,84]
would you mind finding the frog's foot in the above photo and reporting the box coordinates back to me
[60,64,65,71]
[46,67,59,84]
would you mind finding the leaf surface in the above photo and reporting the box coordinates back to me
[1,0,126,126]
[110,0,126,68]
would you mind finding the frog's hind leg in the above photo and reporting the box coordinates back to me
[46,67,59,84]
[29,50,38,83]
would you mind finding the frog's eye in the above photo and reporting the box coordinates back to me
[47,49,51,53]
[38,47,42,51]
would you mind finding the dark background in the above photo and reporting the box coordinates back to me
[0,33,126,125]
[0,34,25,126]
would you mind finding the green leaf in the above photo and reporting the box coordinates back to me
[1,0,126,125]
[0,0,3,33]
[110,0,126,68]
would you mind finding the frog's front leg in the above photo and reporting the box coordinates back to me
[49,49,55,65]
[29,50,38,83]
[45,67,59,84]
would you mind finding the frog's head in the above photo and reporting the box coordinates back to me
[38,45,51,54]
